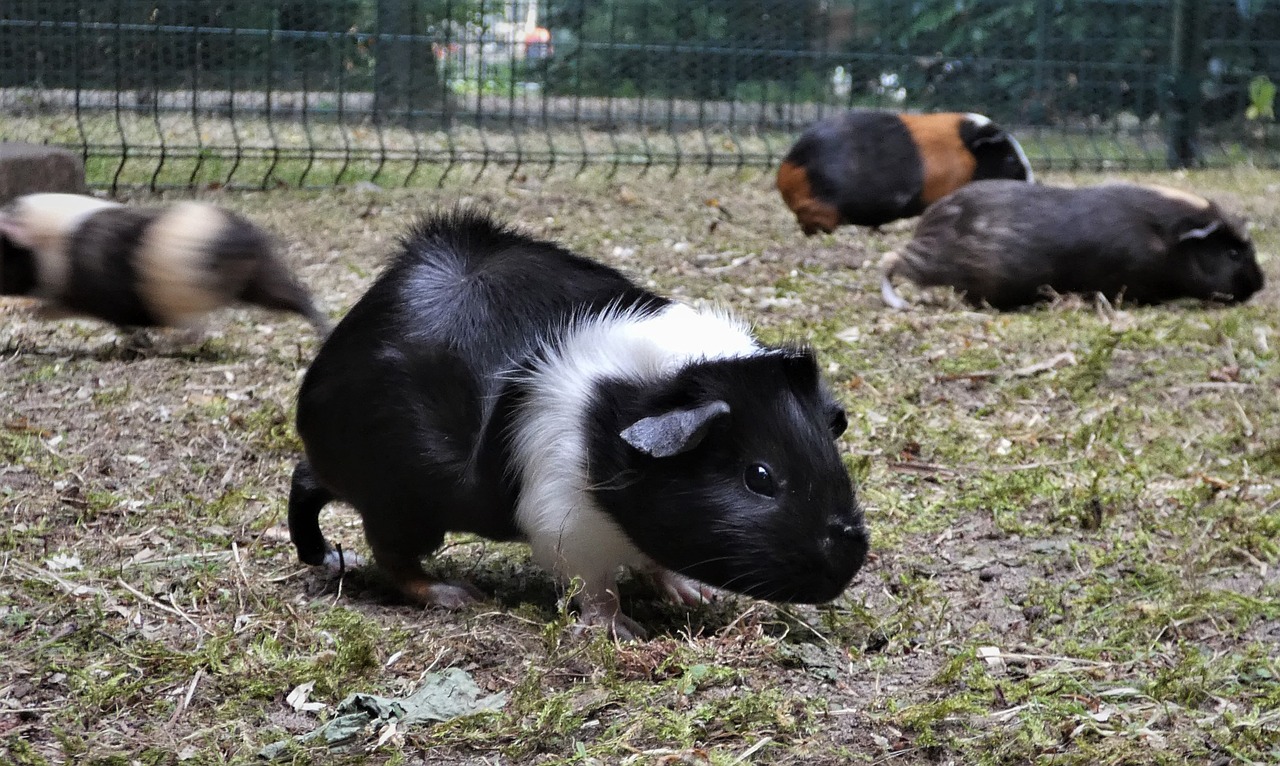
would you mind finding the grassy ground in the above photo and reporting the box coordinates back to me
[1,168,1278,765]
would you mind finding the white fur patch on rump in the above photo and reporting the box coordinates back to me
[2,193,123,296]
[1145,185,1211,210]
[508,302,759,604]
[135,202,233,326]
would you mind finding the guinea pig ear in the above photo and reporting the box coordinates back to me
[619,400,730,458]
[969,130,1009,147]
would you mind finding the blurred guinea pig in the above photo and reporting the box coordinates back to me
[288,208,869,639]
[0,193,329,333]
[880,180,1265,311]
[777,110,1033,235]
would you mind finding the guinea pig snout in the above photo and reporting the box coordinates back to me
[1235,262,1265,302]
[827,518,865,544]
[818,512,869,580]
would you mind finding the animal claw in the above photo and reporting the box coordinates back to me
[572,585,647,640]
[573,605,647,641]
[653,569,719,606]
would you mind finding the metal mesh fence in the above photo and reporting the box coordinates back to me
[2,0,1278,190]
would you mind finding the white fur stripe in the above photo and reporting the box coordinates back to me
[1006,134,1034,183]
[3,193,122,297]
[134,202,231,326]
[1147,185,1210,210]
[508,302,759,594]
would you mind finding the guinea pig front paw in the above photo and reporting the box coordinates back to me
[652,569,720,607]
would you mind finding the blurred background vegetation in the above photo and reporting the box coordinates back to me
[2,0,1277,185]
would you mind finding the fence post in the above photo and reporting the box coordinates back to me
[374,0,446,124]
[1029,0,1049,124]
[1165,0,1204,168]
[1033,0,1048,96]
[374,0,411,121]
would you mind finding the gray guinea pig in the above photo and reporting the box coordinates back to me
[0,193,330,333]
[880,180,1265,310]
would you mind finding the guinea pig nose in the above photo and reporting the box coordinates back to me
[828,519,862,540]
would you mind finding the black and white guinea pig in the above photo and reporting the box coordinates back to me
[880,180,1265,311]
[0,193,329,333]
[288,208,869,639]
[777,110,1033,235]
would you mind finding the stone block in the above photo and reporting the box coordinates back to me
[0,143,87,204]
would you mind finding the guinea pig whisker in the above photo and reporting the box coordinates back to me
[677,553,740,570]
[588,470,643,492]
[716,569,773,596]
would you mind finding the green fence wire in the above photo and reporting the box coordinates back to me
[2,0,1278,190]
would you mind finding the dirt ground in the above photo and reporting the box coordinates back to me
[2,168,1278,765]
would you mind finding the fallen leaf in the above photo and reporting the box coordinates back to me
[45,553,83,572]
[835,326,861,343]
[978,646,1005,669]
[260,667,506,759]
[286,681,326,713]
[1012,351,1077,378]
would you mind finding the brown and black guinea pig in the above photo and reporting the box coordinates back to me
[776,110,1033,235]
[880,180,1265,311]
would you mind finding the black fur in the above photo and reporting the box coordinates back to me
[890,180,1265,309]
[585,349,863,603]
[0,236,39,296]
[291,208,867,615]
[60,207,166,326]
[214,208,330,330]
[293,209,669,575]
[959,120,1033,184]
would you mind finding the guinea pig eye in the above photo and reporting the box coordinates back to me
[743,463,776,497]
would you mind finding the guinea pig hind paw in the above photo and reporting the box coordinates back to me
[320,547,367,572]
[403,580,483,610]
[573,605,648,642]
[880,275,910,311]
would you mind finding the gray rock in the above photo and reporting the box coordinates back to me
[0,143,87,203]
